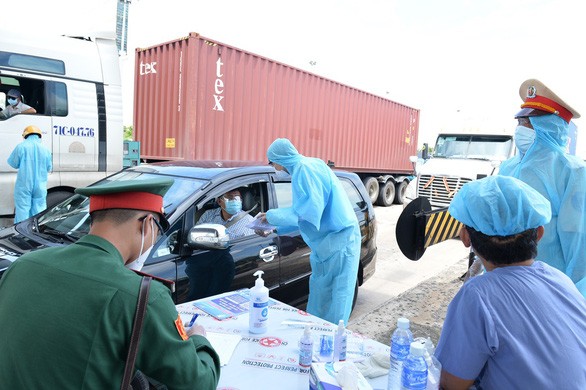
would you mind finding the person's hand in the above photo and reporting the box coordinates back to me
[255,212,267,223]
[186,324,207,338]
[254,229,273,237]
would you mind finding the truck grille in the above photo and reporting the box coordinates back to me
[417,175,472,208]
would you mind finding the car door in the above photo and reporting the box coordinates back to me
[268,175,312,307]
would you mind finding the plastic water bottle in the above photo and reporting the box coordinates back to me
[333,320,347,362]
[401,341,428,390]
[387,317,414,390]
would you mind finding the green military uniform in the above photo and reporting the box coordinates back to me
[0,234,220,389]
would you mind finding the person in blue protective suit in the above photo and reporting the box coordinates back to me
[258,138,361,324]
[7,125,52,223]
[499,79,586,297]
[435,175,586,390]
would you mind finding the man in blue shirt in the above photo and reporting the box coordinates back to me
[186,188,255,300]
[197,188,255,239]
[435,175,586,389]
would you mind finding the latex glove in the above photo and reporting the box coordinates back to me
[354,352,390,378]
[336,362,373,390]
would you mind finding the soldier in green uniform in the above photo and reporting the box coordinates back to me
[0,178,220,389]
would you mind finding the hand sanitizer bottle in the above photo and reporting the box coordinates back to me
[299,325,314,367]
[249,270,269,334]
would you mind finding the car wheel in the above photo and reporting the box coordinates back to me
[46,191,72,208]
[362,177,379,205]
[394,181,409,205]
[376,180,395,207]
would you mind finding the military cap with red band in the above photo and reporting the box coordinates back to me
[515,78,580,123]
[75,177,173,230]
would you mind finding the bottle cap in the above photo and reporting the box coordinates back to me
[337,319,345,331]
[409,341,426,356]
[304,324,311,337]
[397,317,410,329]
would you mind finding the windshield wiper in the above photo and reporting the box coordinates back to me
[40,228,79,243]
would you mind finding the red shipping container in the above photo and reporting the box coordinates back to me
[134,32,419,175]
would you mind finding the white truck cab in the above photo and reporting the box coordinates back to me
[0,30,123,218]
[408,129,515,208]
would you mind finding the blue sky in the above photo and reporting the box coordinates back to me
[13,0,586,156]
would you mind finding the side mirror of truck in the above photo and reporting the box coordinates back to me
[490,160,502,169]
[409,155,420,174]
[187,223,230,249]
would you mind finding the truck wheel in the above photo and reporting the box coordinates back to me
[394,181,409,205]
[46,191,72,209]
[362,177,379,205]
[376,181,395,207]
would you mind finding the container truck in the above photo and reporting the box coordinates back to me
[0,30,123,219]
[406,129,515,208]
[133,32,419,206]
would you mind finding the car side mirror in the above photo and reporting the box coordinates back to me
[187,223,229,250]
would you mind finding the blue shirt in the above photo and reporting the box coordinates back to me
[435,261,586,389]
[198,208,255,239]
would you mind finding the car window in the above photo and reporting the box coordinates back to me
[339,178,365,211]
[194,181,268,240]
[274,177,364,211]
[36,172,204,238]
[273,182,293,207]
[100,171,205,217]
[151,218,183,261]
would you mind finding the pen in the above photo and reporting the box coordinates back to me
[188,313,199,327]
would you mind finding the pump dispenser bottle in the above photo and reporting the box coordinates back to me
[299,325,314,367]
[249,270,269,334]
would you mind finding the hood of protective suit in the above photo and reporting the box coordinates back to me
[531,114,569,151]
[267,138,303,172]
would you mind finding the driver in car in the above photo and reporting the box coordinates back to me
[186,188,255,300]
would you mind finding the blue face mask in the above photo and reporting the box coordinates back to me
[515,125,536,155]
[7,98,17,106]
[224,198,242,215]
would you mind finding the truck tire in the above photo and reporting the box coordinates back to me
[394,181,409,205]
[46,191,72,209]
[376,180,395,207]
[362,177,379,205]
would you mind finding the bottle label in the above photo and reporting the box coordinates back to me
[390,341,410,360]
[299,340,313,367]
[401,367,427,389]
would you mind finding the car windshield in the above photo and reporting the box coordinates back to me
[37,171,205,237]
[433,135,513,160]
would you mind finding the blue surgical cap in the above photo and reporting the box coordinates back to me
[449,175,551,236]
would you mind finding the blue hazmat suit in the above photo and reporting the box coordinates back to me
[7,134,52,223]
[266,138,361,324]
[500,115,586,297]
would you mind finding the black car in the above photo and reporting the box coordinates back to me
[0,161,377,309]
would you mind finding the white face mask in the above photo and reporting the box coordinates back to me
[515,125,536,155]
[126,217,155,271]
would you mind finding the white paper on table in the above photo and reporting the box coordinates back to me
[206,332,242,366]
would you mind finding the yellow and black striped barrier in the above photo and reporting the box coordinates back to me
[396,197,462,260]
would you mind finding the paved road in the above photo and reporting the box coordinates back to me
[348,204,470,344]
